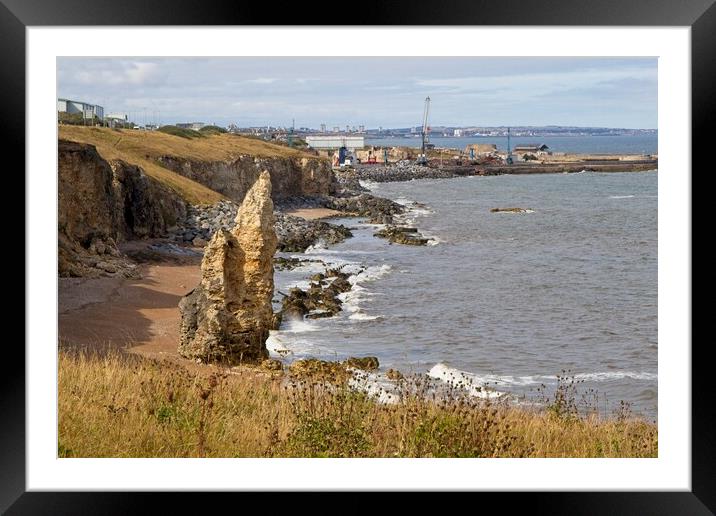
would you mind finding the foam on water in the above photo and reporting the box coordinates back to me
[359,179,379,191]
[492,209,535,214]
[609,195,635,199]
[265,331,291,356]
[350,263,393,284]
[428,363,506,399]
[282,259,326,274]
[426,364,657,389]
[285,279,312,291]
[347,369,400,404]
[574,371,657,382]
[349,312,381,321]
[280,318,320,333]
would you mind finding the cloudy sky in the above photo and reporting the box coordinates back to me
[57,57,657,129]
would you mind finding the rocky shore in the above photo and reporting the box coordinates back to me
[58,139,427,280]
[280,266,354,320]
[340,161,459,183]
[274,213,352,252]
[168,199,353,252]
[335,157,658,184]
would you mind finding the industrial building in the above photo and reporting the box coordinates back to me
[513,144,550,156]
[305,135,365,168]
[57,98,104,120]
[105,113,129,128]
[305,135,364,150]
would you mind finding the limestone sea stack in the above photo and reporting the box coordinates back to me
[178,171,277,363]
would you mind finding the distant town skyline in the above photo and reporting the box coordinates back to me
[57,57,658,129]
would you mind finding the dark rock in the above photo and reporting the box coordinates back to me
[490,207,533,213]
[274,212,352,252]
[374,226,429,246]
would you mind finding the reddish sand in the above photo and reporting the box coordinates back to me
[285,207,343,220]
[59,260,201,360]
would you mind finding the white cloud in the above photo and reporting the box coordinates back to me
[57,57,657,128]
[73,61,162,86]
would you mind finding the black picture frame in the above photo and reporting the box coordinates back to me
[5,0,709,512]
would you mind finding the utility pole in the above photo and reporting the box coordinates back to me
[506,127,514,165]
[287,118,294,147]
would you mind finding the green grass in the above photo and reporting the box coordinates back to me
[157,125,205,139]
[199,125,228,135]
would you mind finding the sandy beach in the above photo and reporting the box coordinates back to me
[59,259,201,360]
[284,207,343,220]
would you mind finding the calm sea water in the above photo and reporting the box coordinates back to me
[365,135,658,155]
[273,171,658,420]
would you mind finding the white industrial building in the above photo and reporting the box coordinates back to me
[57,98,104,120]
[104,113,129,128]
[305,135,364,150]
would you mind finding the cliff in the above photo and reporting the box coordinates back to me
[156,155,335,203]
[178,171,277,363]
[58,140,187,277]
[58,126,335,204]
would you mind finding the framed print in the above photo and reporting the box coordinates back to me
[5,0,711,511]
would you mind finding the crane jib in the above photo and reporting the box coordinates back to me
[419,96,431,165]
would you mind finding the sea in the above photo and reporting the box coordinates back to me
[365,134,658,155]
[272,169,658,420]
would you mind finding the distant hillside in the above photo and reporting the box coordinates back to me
[58,126,319,204]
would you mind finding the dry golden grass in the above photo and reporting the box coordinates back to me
[58,351,657,458]
[58,126,319,205]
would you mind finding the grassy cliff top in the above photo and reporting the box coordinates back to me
[59,126,320,205]
[60,125,317,160]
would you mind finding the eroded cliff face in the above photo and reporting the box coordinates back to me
[58,140,188,277]
[178,171,277,364]
[111,161,187,240]
[157,154,336,204]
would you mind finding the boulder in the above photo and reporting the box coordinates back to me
[192,236,208,248]
[374,226,429,246]
[178,171,277,364]
[343,356,380,371]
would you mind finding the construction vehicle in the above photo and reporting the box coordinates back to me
[416,96,431,165]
